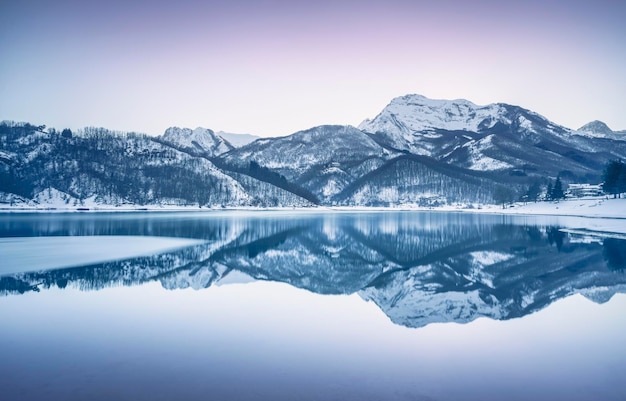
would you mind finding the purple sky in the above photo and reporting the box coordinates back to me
[1,0,625,137]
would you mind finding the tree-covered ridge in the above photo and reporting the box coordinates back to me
[0,122,309,207]
[1,116,625,208]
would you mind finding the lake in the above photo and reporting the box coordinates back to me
[1,211,625,401]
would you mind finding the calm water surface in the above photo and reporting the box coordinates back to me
[1,211,625,401]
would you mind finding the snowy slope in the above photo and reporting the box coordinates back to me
[161,127,233,156]
[223,125,390,174]
[217,131,260,147]
[0,123,312,208]
[358,94,624,178]
[220,125,396,201]
[337,155,500,206]
[575,120,626,140]
[360,94,506,135]
[359,94,572,155]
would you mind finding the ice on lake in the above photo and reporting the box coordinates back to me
[0,236,204,275]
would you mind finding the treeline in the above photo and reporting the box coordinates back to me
[0,121,316,207]
[494,176,574,207]
[3,120,624,208]
[602,160,626,198]
[337,155,500,205]
[494,160,626,207]
[0,122,248,206]
[212,159,319,204]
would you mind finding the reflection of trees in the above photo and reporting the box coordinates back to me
[0,277,40,294]
[2,214,626,329]
[604,238,626,271]
[546,226,566,251]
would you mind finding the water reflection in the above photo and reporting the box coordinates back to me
[604,238,626,271]
[1,212,625,328]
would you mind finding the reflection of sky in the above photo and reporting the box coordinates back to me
[1,282,625,400]
[1,1,625,136]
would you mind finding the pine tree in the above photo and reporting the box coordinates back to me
[619,165,626,197]
[525,181,541,203]
[602,160,625,198]
[552,177,565,200]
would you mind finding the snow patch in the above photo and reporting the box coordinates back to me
[161,127,233,156]
[32,188,79,207]
[464,135,512,171]
[470,251,514,266]
[518,115,535,132]
[263,249,317,265]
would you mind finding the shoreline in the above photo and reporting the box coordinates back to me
[1,197,625,218]
[1,198,625,239]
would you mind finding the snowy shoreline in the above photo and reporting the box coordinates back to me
[1,196,624,219]
[1,199,625,274]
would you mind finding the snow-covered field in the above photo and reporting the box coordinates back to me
[474,197,626,219]
[2,196,625,219]
[3,196,624,215]
[327,197,626,219]
[0,236,204,275]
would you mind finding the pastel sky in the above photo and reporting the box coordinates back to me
[1,0,625,137]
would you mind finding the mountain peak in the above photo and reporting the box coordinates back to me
[578,120,613,135]
[161,126,233,156]
[361,93,500,135]
[358,94,506,155]
[164,126,215,136]
[390,93,479,108]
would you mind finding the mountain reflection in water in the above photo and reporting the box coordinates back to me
[1,212,625,329]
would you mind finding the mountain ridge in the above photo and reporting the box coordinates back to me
[576,120,626,140]
[2,94,626,208]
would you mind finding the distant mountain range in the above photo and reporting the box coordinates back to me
[2,94,625,208]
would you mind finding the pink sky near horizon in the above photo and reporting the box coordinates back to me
[1,0,624,137]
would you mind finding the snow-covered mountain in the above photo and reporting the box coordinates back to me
[220,125,396,202]
[2,93,626,209]
[334,155,500,206]
[0,123,311,208]
[222,125,391,176]
[575,120,626,140]
[361,94,506,143]
[359,94,568,155]
[160,126,234,157]
[357,94,626,180]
